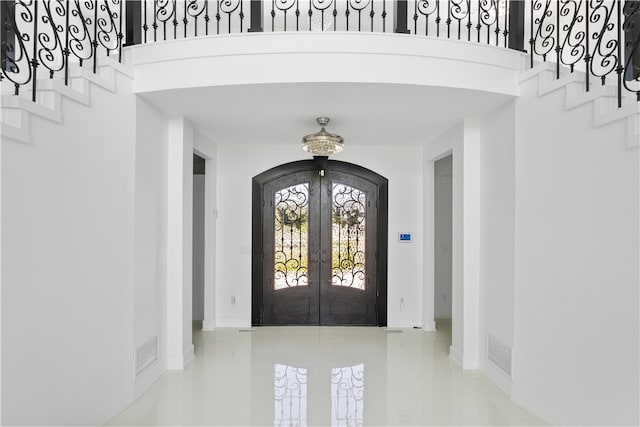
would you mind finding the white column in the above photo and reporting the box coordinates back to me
[202,154,217,331]
[460,118,481,369]
[446,119,480,369]
[166,116,194,369]
[422,152,436,331]
[450,136,465,366]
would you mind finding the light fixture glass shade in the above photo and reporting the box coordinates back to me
[302,117,344,155]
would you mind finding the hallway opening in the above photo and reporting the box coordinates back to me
[193,154,206,324]
[434,154,453,346]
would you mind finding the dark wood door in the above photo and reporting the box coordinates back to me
[253,159,387,326]
[262,170,321,325]
[318,170,378,325]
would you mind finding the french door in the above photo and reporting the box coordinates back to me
[252,159,387,326]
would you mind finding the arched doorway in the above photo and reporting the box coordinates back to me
[252,157,388,326]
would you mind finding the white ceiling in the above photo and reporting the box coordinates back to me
[139,82,514,147]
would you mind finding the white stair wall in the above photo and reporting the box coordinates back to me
[0,50,133,144]
[519,59,640,149]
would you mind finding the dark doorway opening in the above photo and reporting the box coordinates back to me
[192,154,206,323]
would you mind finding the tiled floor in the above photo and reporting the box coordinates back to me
[106,321,545,426]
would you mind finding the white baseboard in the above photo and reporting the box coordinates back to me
[449,346,478,369]
[202,320,217,331]
[134,359,167,398]
[449,345,463,367]
[167,355,183,370]
[483,358,512,397]
[167,345,195,370]
[422,320,436,331]
[75,387,134,426]
[184,344,195,367]
[215,318,252,328]
[462,353,479,370]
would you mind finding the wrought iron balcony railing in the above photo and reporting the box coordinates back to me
[136,0,515,46]
[1,1,639,108]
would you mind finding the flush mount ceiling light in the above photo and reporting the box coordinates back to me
[302,117,344,156]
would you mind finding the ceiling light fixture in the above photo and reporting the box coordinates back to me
[302,117,344,156]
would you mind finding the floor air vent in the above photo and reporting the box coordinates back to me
[239,329,256,332]
[385,329,403,334]
[136,336,158,377]
[488,335,512,377]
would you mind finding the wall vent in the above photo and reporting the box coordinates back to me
[488,335,512,377]
[136,336,159,377]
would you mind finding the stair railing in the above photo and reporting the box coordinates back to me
[527,0,640,108]
[0,0,125,102]
[1,1,639,108]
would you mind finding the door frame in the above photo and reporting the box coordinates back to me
[252,157,388,326]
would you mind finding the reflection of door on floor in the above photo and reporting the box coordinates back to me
[274,363,365,426]
[252,159,388,326]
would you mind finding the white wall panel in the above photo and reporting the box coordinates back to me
[511,75,639,426]
[1,73,136,425]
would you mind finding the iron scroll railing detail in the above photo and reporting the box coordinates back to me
[623,1,640,99]
[135,0,640,108]
[412,0,508,46]
[1,1,32,96]
[528,0,640,108]
[140,0,513,43]
[2,1,640,109]
[1,0,123,102]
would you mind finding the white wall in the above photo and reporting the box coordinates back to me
[434,155,453,319]
[339,146,424,328]
[476,100,517,394]
[133,97,170,396]
[511,78,639,425]
[1,72,136,425]
[215,143,424,328]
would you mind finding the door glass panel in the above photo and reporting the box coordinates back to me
[332,183,366,290]
[274,184,309,290]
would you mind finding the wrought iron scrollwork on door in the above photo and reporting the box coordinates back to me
[331,183,366,290]
[274,183,309,290]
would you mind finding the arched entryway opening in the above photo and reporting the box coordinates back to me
[252,157,388,326]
